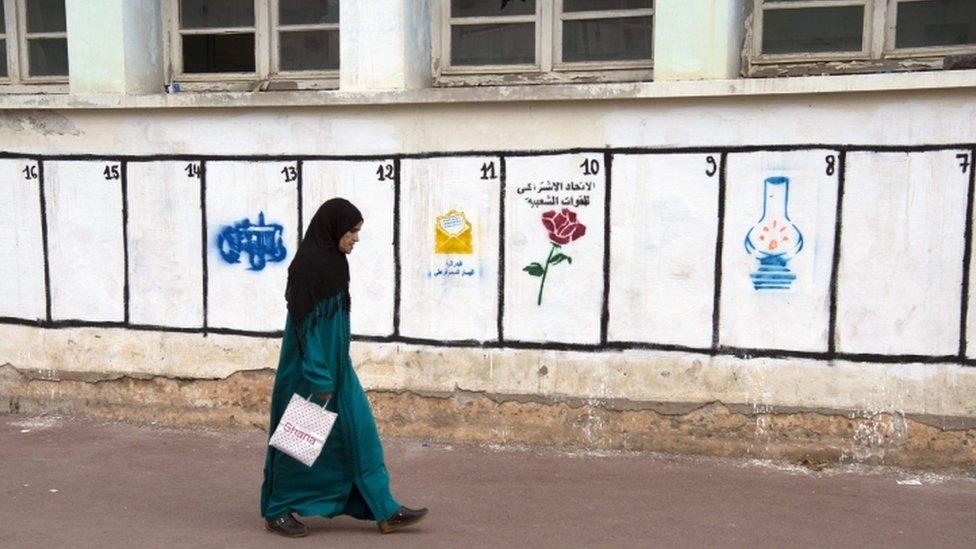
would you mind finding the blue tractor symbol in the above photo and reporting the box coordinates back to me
[217,212,287,271]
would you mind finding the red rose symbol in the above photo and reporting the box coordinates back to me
[524,208,587,305]
[541,209,586,245]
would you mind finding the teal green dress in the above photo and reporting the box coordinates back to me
[261,293,401,523]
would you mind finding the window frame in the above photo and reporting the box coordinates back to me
[439,0,544,77]
[884,0,976,59]
[552,1,655,72]
[746,0,976,76]
[0,0,8,83]
[163,0,339,92]
[750,0,881,65]
[0,0,69,92]
[434,0,654,87]
[269,2,339,80]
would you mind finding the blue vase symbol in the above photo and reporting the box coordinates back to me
[743,176,804,290]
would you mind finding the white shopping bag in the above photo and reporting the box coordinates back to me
[269,393,338,467]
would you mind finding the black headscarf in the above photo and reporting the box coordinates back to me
[285,198,363,328]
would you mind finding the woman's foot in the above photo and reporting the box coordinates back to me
[265,514,309,537]
[378,506,429,534]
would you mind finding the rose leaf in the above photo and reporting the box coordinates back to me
[523,263,544,277]
[548,253,572,265]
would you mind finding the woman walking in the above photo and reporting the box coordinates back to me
[261,198,427,537]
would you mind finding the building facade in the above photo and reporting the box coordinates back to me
[2,0,976,467]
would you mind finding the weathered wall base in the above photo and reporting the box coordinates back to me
[3,364,973,470]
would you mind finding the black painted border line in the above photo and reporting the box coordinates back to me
[711,153,728,349]
[497,155,507,343]
[120,161,130,324]
[600,152,612,345]
[959,149,976,358]
[827,150,847,356]
[347,335,973,364]
[296,159,304,247]
[0,318,282,338]
[3,143,976,163]
[392,158,401,338]
[37,159,52,322]
[199,160,209,335]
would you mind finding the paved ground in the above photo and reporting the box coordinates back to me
[2,414,975,548]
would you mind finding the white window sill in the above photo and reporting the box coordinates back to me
[1,69,975,110]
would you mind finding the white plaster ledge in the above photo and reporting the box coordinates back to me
[1,70,975,110]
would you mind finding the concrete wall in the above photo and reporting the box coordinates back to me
[2,2,976,467]
[66,0,163,94]
[1,86,975,467]
[654,0,747,80]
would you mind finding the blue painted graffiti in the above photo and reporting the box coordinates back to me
[744,176,804,291]
[217,212,287,271]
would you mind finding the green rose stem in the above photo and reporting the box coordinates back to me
[537,242,559,306]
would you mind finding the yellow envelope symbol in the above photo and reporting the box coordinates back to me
[434,209,473,254]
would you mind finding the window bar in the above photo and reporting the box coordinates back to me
[171,0,262,82]
[19,0,68,82]
[554,2,654,69]
[443,0,542,74]
[754,0,873,61]
[0,0,8,81]
[272,14,339,77]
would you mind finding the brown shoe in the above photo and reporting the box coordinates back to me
[378,506,429,534]
[265,514,309,538]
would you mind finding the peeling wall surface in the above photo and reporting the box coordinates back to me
[2,87,976,463]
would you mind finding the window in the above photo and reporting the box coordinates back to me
[0,3,6,80]
[435,0,654,86]
[1,0,70,89]
[747,0,976,76]
[165,0,339,91]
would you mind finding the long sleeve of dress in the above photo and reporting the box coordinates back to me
[298,296,344,394]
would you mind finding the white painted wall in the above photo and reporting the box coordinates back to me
[44,161,125,322]
[838,150,969,356]
[504,154,606,344]
[400,156,500,342]
[302,160,396,337]
[127,161,204,329]
[0,85,974,418]
[608,153,718,348]
[205,161,299,333]
[0,159,46,321]
[720,150,838,352]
